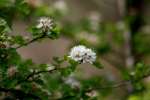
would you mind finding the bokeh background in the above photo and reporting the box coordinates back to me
[1,0,150,99]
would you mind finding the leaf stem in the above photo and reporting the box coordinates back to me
[17,68,56,85]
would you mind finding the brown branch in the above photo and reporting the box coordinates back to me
[26,69,56,81]
[17,68,57,85]
[15,35,45,49]
[97,81,130,90]
[93,72,150,91]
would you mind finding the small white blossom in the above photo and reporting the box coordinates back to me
[63,74,80,88]
[69,45,96,64]
[37,17,54,32]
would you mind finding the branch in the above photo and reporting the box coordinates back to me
[17,68,57,84]
[15,35,45,49]
[0,69,57,99]
[56,81,130,100]
[96,81,130,90]
[0,87,41,100]
[58,73,150,100]
[93,72,150,91]
[26,70,56,81]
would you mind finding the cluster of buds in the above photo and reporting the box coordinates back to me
[36,17,54,33]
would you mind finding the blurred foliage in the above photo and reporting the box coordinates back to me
[0,0,150,100]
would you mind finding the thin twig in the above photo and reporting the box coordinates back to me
[17,68,56,84]
[101,81,130,89]
[15,35,45,49]
[95,72,150,91]
[26,69,56,81]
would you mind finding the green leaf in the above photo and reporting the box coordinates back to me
[11,35,26,45]
[47,27,60,39]
[93,60,103,69]
[60,68,72,76]
[0,18,11,33]
[15,0,31,17]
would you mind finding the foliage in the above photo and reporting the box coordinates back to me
[0,0,150,100]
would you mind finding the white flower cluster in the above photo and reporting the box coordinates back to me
[37,17,54,32]
[69,45,96,64]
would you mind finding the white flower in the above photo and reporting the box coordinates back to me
[36,17,54,32]
[68,45,96,64]
[63,74,80,88]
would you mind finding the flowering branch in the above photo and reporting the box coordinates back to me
[15,34,45,49]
